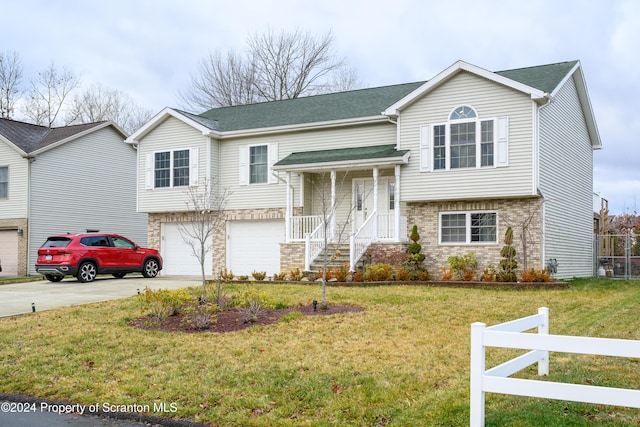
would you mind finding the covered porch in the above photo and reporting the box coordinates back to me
[272,144,410,271]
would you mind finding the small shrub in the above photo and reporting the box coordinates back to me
[364,263,394,281]
[482,265,496,282]
[496,226,518,282]
[440,266,453,281]
[352,270,364,282]
[329,264,349,282]
[237,275,249,281]
[273,272,287,281]
[230,286,276,309]
[289,268,303,281]
[251,271,267,281]
[447,252,478,281]
[238,299,263,323]
[141,287,192,323]
[396,268,412,281]
[519,268,553,283]
[415,269,432,281]
[181,303,218,330]
[220,268,234,281]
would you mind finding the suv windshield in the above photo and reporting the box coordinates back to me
[42,237,72,248]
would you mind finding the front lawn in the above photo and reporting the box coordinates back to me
[0,279,639,426]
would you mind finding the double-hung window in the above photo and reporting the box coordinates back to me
[0,166,7,198]
[249,145,268,184]
[440,211,497,244]
[239,143,278,185]
[147,148,198,189]
[421,106,508,171]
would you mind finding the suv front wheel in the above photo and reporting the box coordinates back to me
[77,261,97,283]
[142,258,160,278]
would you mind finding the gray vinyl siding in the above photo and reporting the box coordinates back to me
[398,72,536,201]
[218,122,396,210]
[0,142,28,218]
[539,76,594,278]
[137,117,210,213]
[28,126,147,274]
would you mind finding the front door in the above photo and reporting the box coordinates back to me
[353,178,390,231]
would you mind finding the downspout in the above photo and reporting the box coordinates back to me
[536,95,553,269]
[26,156,35,276]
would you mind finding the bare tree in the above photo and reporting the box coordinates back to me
[23,61,80,127]
[65,83,153,134]
[0,50,23,119]
[178,179,230,303]
[179,28,359,110]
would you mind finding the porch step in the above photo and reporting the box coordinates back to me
[308,245,352,273]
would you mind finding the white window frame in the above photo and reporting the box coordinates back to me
[145,148,198,190]
[239,143,278,186]
[419,109,508,172]
[0,166,8,198]
[439,211,498,245]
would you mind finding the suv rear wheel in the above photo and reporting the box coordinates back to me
[77,261,97,283]
[142,258,159,278]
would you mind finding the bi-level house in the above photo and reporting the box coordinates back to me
[127,60,601,279]
[0,119,147,276]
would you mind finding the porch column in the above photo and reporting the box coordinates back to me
[330,169,336,241]
[285,171,291,242]
[373,166,379,240]
[395,165,401,241]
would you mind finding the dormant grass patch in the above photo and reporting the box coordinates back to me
[0,279,639,426]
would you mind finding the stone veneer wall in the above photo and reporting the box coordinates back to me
[0,218,28,276]
[279,242,305,273]
[148,208,289,275]
[406,198,543,279]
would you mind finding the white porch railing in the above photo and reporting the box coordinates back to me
[304,213,335,271]
[470,307,640,426]
[291,215,323,242]
[350,210,378,271]
[377,213,407,240]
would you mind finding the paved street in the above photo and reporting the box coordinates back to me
[0,275,203,317]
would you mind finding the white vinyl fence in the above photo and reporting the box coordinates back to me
[470,307,640,426]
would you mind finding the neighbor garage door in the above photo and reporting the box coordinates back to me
[227,220,284,276]
[161,223,213,276]
[0,229,19,276]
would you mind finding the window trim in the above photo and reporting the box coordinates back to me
[239,143,278,186]
[0,165,8,199]
[439,210,498,245]
[249,144,269,184]
[146,148,198,190]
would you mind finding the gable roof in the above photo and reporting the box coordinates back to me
[128,60,595,145]
[0,119,125,155]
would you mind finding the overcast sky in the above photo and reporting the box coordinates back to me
[4,0,638,215]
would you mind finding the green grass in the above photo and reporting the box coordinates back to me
[0,278,639,426]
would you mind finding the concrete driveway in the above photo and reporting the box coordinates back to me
[0,275,204,317]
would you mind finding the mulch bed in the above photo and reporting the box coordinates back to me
[130,304,364,334]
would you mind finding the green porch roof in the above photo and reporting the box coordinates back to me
[273,144,409,170]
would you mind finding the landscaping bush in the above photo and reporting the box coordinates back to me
[497,226,518,282]
[364,263,394,281]
[289,268,303,281]
[482,265,496,282]
[272,272,287,281]
[440,266,453,280]
[447,252,478,281]
[141,287,193,323]
[180,303,218,330]
[220,268,234,281]
[519,268,553,282]
[328,264,349,282]
[251,270,267,281]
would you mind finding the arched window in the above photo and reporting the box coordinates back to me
[449,105,477,120]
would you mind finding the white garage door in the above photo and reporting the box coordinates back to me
[227,220,284,276]
[161,223,213,276]
[0,230,19,277]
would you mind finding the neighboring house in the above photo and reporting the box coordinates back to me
[127,60,601,279]
[0,119,148,276]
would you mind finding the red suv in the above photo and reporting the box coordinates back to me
[36,233,163,283]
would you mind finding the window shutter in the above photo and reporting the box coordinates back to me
[189,147,199,186]
[268,142,278,184]
[145,153,154,189]
[238,146,248,186]
[496,117,509,167]
[419,125,432,172]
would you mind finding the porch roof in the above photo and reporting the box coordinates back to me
[272,144,410,172]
